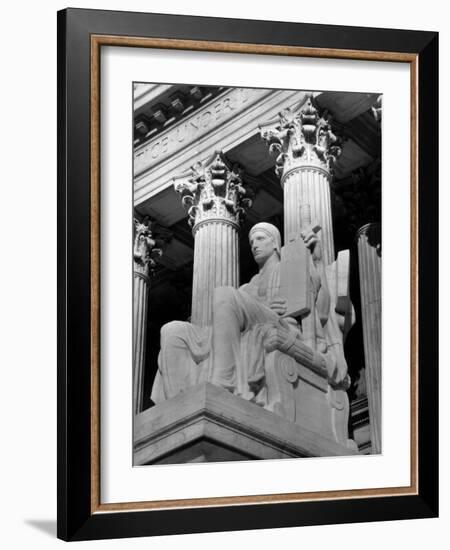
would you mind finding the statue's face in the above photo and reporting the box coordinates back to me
[250,230,276,266]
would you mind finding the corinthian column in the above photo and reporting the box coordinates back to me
[260,94,342,266]
[174,151,252,327]
[357,222,382,453]
[133,219,161,414]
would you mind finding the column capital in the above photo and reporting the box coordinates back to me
[173,151,253,232]
[260,94,342,180]
[133,218,162,280]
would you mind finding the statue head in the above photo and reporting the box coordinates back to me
[249,223,281,266]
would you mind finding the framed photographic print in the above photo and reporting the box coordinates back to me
[57,7,438,541]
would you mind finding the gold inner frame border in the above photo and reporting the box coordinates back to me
[89,34,419,514]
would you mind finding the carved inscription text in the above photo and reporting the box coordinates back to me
[135,88,262,175]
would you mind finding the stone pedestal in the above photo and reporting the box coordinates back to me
[134,383,358,465]
[133,219,161,414]
[260,94,342,266]
[357,222,381,453]
[174,151,252,327]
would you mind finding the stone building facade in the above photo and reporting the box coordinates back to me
[132,84,382,464]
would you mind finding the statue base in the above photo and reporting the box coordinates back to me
[134,382,358,465]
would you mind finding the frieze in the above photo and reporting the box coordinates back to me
[134,88,267,176]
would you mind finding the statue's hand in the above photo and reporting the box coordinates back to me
[269,297,287,316]
[301,229,322,262]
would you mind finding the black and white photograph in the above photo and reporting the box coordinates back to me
[132,84,382,465]
[0,0,442,546]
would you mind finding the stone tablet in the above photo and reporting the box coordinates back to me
[280,238,311,318]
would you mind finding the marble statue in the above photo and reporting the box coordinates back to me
[152,222,346,398]
[151,219,355,448]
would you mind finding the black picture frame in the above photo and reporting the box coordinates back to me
[57,7,438,541]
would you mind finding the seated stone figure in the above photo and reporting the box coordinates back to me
[152,220,346,396]
[151,222,355,448]
[207,222,338,399]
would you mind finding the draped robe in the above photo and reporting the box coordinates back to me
[150,254,338,404]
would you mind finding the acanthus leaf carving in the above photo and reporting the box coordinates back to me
[133,217,163,278]
[260,94,343,178]
[174,151,253,231]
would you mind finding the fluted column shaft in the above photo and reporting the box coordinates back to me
[282,166,334,266]
[133,219,161,414]
[174,151,252,327]
[260,94,341,266]
[191,220,240,326]
[357,222,381,453]
[133,271,150,414]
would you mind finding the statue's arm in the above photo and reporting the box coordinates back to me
[302,229,330,326]
[315,260,331,326]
